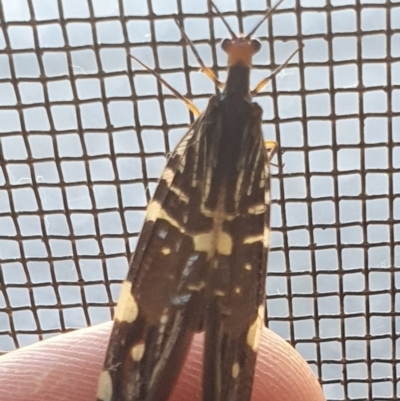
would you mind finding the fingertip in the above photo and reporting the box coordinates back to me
[0,323,110,401]
[0,322,325,401]
[253,329,325,401]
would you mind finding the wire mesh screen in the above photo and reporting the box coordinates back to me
[0,0,399,399]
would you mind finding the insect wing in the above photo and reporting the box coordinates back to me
[201,103,270,401]
[97,98,218,401]
[97,93,270,401]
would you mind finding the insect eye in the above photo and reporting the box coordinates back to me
[251,39,261,54]
[221,38,232,53]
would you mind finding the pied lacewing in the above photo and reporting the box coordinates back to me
[96,1,298,400]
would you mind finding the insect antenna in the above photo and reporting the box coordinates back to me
[173,17,223,88]
[208,0,237,38]
[129,54,201,117]
[245,0,286,39]
[251,47,302,96]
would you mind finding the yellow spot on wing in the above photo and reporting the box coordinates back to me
[263,226,271,248]
[193,231,233,258]
[130,343,145,361]
[246,304,265,351]
[97,370,113,401]
[114,281,139,323]
[232,362,240,379]
[146,200,162,222]
[217,232,233,255]
[245,263,252,271]
[193,232,212,254]
[146,200,185,232]
[161,247,171,255]
[248,204,265,215]
[161,167,174,187]
[243,234,264,244]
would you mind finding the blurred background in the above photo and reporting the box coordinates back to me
[0,0,399,399]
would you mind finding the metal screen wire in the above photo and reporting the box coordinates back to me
[0,0,399,399]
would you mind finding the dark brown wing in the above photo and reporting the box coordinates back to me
[200,102,270,401]
[96,97,217,401]
[96,95,270,401]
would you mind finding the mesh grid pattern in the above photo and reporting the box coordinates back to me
[1,0,400,399]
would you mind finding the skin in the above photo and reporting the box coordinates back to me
[0,321,326,401]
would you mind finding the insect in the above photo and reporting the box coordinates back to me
[96,1,298,400]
